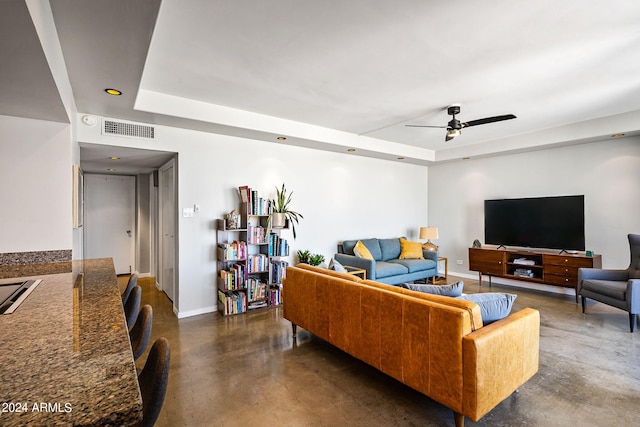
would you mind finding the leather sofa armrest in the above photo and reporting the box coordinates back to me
[334,253,375,280]
[462,307,540,422]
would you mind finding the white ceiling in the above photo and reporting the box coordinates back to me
[2,0,640,171]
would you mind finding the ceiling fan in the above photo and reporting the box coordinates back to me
[406,105,516,141]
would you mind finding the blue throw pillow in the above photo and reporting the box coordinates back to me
[400,281,464,297]
[456,292,517,324]
[328,257,346,273]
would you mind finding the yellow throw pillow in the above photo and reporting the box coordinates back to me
[399,238,424,259]
[353,240,374,260]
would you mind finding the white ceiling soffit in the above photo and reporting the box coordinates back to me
[0,1,68,123]
[44,0,640,164]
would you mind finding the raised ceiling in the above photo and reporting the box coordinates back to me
[3,0,640,168]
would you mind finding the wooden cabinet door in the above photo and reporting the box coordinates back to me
[469,248,505,275]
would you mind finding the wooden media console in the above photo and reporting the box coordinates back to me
[469,247,602,303]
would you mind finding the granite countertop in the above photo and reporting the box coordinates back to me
[0,258,142,426]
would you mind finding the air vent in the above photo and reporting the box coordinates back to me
[103,119,155,139]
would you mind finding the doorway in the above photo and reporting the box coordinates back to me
[84,174,136,274]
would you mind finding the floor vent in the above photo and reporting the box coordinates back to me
[103,119,155,139]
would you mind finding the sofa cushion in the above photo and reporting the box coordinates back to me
[328,257,346,273]
[388,258,436,273]
[401,281,464,297]
[582,279,627,300]
[379,238,402,261]
[375,261,408,279]
[354,240,374,260]
[399,238,425,260]
[346,238,381,260]
[457,292,517,324]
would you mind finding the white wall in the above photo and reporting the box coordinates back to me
[429,137,640,280]
[77,116,428,316]
[0,115,72,253]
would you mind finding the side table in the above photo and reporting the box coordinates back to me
[431,257,448,284]
[343,265,366,280]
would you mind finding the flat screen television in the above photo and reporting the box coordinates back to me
[484,195,585,251]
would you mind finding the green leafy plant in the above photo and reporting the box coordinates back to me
[308,253,325,266]
[296,249,311,264]
[267,183,304,238]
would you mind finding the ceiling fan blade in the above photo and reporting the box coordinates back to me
[462,114,516,128]
[405,124,447,128]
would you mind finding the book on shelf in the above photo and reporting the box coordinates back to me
[218,290,247,315]
[248,254,268,273]
[246,278,268,302]
[513,268,534,278]
[270,286,282,306]
[247,226,266,244]
[238,186,250,203]
[219,240,247,261]
[268,233,289,257]
[270,260,288,284]
[513,258,536,265]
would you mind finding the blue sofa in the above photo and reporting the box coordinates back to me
[334,238,438,285]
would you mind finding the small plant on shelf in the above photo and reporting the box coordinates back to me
[267,183,304,238]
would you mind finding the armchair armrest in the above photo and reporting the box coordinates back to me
[578,268,629,294]
[462,308,540,421]
[578,268,629,282]
[334,253,375,280]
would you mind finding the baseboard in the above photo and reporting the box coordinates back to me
[175,305,217,319]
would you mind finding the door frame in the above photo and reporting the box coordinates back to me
[158,157,178,314]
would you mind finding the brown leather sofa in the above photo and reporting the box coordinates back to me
[283,264,540,427]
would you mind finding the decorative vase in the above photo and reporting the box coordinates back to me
[272,212,286,228]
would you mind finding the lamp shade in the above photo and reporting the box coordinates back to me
[419,227,439,240]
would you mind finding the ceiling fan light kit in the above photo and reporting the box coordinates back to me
[407,104,517,142]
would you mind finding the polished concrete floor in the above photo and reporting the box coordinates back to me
[124,276,640,426]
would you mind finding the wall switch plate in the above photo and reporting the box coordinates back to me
[183,207,194,218]
[194,204,200,213]
[456,260,464,265]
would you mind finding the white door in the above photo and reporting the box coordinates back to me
[159,160,175,302]
[84,174,136,274]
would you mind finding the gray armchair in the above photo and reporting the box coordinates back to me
[578,234,640,332]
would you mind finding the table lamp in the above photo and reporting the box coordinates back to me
[419,227,439,252]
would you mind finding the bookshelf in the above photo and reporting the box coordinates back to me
[217,188,289,316]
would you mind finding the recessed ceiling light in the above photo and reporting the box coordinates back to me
[110,157,120,160]
[107,168,116,172]
[105,88,122,96]
[462,157,471,160]
[611,133,625,138]
[277,136,287,141]
[397,157,405,160]
[347,148,356,152]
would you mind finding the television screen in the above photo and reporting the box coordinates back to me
[484,195,585,250]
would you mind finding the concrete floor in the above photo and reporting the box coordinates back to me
[126,276,640,427]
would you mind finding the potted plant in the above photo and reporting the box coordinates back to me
[267,183,304,238]
[296,249,311,264]
[308,253,325,266]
